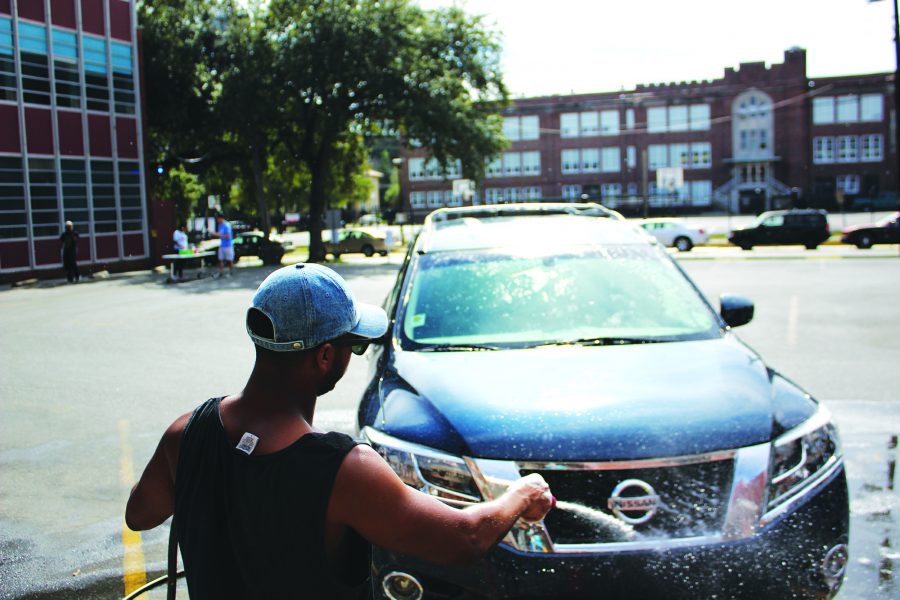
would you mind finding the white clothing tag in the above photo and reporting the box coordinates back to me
[236,432,259,455]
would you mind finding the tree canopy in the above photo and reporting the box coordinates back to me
[139,0,508,260]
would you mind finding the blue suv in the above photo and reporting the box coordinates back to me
[357,204,848,599]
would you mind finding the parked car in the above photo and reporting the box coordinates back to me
[728,209,831,250]
[638,218,709,251]
[202,231,291,265]
[849,192,899,212]
[325,229,387,257]
[357,202,848,599]
[841,212,900,248]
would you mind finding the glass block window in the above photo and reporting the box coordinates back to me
[83,36,109,112]
[28,158,59,237]
[52,29,80,109]
[118,161,142,232]
[90,160,117,233]
[0,17,16,101]
[19,22,50,105]
[0,156,27,239]
[60,159,89,228]
[111,42,135,114]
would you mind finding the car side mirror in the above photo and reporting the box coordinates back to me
[720,293,754,328]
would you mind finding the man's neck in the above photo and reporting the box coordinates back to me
[240,363,317,424]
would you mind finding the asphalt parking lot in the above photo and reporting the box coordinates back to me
[1,243,898,599]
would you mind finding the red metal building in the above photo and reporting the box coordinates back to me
[0,0,168,282]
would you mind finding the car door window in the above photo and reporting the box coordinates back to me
[761,215,783,227]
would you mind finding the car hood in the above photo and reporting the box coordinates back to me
[841,223,877,234]
[380,337,779,461]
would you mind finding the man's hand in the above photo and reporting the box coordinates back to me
[508,473,555,522]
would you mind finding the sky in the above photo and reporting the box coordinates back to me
[415,0,897,98]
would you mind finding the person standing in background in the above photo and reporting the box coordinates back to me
[210,214,234,278]
[59,220,80,283]
[172,225,189,280]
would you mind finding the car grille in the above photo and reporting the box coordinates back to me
[520,459,735,544]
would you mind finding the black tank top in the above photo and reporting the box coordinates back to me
[174,398,371,599]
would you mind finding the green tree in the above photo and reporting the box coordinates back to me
[268,0,508,261]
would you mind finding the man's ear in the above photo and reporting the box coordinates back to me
[314,342,335,373]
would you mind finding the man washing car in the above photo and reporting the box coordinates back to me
[125,263,553,597]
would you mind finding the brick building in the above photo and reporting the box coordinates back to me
[400,48,895,220]
[0,0,167,281]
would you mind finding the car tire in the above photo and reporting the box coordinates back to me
[805,243,818,250]
[674,236,693,252]
[857,235,873,249]
[362,244,375,257]
[379,251,388,257]
[739,243,753,251]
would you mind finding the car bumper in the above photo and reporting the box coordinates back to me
[372,467,848,600]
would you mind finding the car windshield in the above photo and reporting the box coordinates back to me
[399,245,720,349]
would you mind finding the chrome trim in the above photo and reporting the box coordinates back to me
[722,443,770,539]
[551,534,726,555]
[760,455,844,527]
[381,571,424,600]
[773,405,833,446]
[771,441,808,486]
[516,449,735,472]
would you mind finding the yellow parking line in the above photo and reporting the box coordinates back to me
[119,419,148,595]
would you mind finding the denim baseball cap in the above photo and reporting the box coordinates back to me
[247,264,388,352]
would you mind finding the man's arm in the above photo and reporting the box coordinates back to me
[125,412,190,531]
[329,444,553,565]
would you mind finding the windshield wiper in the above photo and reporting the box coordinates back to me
[416,343,501,352]
[523,337,665,349]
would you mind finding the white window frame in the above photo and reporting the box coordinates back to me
[813,137,834,164]
[409,191,426,208]
[812,97,835,125]
[647,107,667,133]
[503,152,522,177]
[860,94,883,122]
[561,149,580,174]
[836,175,860,194]
[836,95,859,123]
[836,135,858,162]
[690,142,711,168]
[648,144,668,170]
[580,111,600,136]
[600,147,620,173]
[860,135,883,162]
[560,113,579,138]
[520,115,540,140]
[581,148,600,173]
[600,110,619,136]
[521,151,541,175]
[426,190,444,208]
[408,158,426,181]
[689,104,711,131]
[561,184,582,200]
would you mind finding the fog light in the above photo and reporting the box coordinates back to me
[821,543,848,582]
[382,571,424,600]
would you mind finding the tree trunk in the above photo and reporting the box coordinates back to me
[306,140,333,263]
[250,142,270,238]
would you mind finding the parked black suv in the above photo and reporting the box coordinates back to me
[728,209,831,250]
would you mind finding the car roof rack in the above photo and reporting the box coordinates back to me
[426,202,622,225]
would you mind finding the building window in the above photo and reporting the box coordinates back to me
[52,29,80,108]
[600,110,619,135]
[689,104,711,130]
[521,151,541,175]
[625,109,635,130]
[690,142,711,168]
[836,175,860,194]
[581,148,600,173]
[580,111,599,136]
[836,95,859,123]
[813,137,834,164]
[561,184,582,200]
[91,160,117,233]
[647,107,667,133]
[626,182,638,196]
[648,144,668,170]
[648,104,710,132]
[669,143,690,168]
[600,147,620,173]
[19,22,51,105]
[485,156,502,178]
[28,157,59,237]
[408,158,425,181]
[409,191,425,208]
[860,135,883,162]
[502,117,518,141]
[1,17,18,101]
[860,94,883,122]
[560,113,579,138]
[61,159,89,228]
[812,97,835,124]
[520,115,539,140]
[626,146,636,168]
[111,42,135,114]
[522,186,542,201]
[503,152,522,177]
[690,180,712,206]
[0,156,27,239]
[837,135,858,162]
[561,149,580,174]
[83,36,109,112]
[484,188,502,204]
[426,190,443,208]
[600,183,621,199]
[119,162,142,231]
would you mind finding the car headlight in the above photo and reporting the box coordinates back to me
[361,427,481,505]
[768,406,842,511]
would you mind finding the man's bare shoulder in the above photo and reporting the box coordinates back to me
[161,411,193,467]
